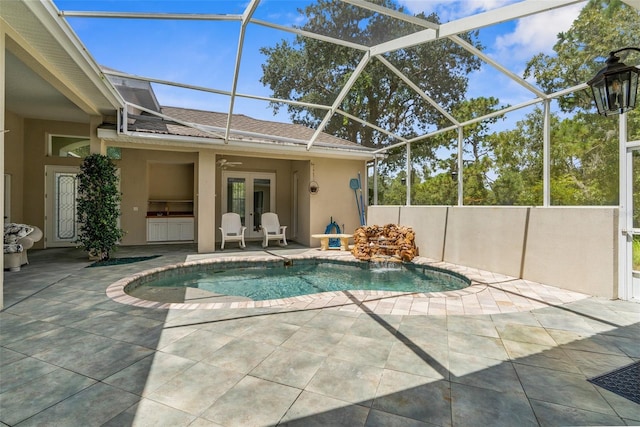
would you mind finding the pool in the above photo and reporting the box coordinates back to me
[126,259,470,302]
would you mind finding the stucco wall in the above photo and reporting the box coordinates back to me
[523,207,618,298]
[4,111,24,223]
[399,206,448,260]
[309,158,367,246]
[368,205,618,298]
[22,118,90,249]
[118,148,198,246]
[445,206,529,278]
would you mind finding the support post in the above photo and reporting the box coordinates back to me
[406,142,411,206]
[543,99,551,206]
[457,127,463,206]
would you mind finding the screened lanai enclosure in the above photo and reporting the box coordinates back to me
[2,0,639,302]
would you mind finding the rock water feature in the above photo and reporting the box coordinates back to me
[351,224,418,262]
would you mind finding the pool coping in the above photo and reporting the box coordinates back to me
[106,251,486,310]
[105,249,591,314]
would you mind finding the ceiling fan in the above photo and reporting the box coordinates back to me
[217,158,243,168]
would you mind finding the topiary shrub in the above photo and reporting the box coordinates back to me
[76,154,124,261]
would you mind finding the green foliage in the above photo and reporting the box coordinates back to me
[524,0,640,112]
[260,0,482,169]
[76,154,124,261]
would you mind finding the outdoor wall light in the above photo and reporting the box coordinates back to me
[587,47,640,116]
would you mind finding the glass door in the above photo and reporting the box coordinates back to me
[45,165,80,247]
[222,172,276,239]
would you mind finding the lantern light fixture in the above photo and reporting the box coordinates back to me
[587,47,640,116]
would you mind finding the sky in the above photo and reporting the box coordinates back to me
[53,0,585,129]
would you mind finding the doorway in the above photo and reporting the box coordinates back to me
[45,165,80,247]
[221,171,276,239]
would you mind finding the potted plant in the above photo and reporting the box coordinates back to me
[76,154,124,261]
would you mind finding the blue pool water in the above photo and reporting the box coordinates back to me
[135,260,469,301]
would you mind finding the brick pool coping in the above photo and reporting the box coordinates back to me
[105,249,590,315]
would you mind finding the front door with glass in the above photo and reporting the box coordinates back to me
[222,172,276,239]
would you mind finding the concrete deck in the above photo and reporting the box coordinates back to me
[1,243,638,426]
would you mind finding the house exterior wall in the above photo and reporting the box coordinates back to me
[118,147,198,246]
[22,118,90,249]
[4,110,24,223]
[292,160,310,245]
[308,158,367,245]
[368,205,618,298]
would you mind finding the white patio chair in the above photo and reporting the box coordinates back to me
[219,212,246,250]
[261,212,287,247]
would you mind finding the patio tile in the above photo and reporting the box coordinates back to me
[451,382,538,427]
[34,337,154,380]
[281,390,370,427]
[529,399,625,426]
[306,357,383,405]
[365,409,432,427]
[346,315,402,341]
[281,326,344,356]
[385,341,449,380]
[146,362,243,415]
[16,382,139,427]
[103,352,197,396]
[513,363,617,415]
[446,331,509,361]
[330,334,394,368]
[447,315,499,338]
[562,348,636,378]
[250,347,325,388]
[201,376,301,426]
[448,351,524,394]
[102,398,196,427]
[205,338,276,373]
[304,310,358,331]
[495,323,557,346]
[0,357,58,394]
[504,341,581,374]
[160,329,234,362]
[239,320,300,345]
[373,369,451,426]
[0,314,61,345]
[0,368,96,425]
[0,346,26,367]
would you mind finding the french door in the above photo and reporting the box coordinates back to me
[221,171,276,239]
[45,165,80,247]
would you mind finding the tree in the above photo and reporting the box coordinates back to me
[76,154,124,261]
[524,0,640,113]
[260,0,482,164]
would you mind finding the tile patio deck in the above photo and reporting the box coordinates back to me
[1,243,639,426]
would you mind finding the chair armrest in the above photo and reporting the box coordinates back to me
[279,226,287,233]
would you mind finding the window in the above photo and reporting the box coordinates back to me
[48,135,121,159]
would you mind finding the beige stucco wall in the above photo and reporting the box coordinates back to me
[4,110,24,223]
[22,118,90,249]
[308,158,366,247]
[367,206,400,226]
[118,148,198,246]
[368,205,618,298]
[445,206,529,278]
[399,206,448,260]
[523,207,618,298]
[292,160,310,245]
